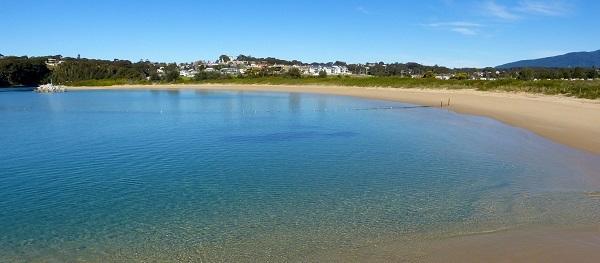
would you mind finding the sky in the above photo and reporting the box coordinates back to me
[1,0,599,68]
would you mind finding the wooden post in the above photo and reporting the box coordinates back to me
[447,98,451,106]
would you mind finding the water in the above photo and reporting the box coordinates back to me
[1,89,599,261]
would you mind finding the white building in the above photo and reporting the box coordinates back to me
[220,67,241,75]
[179,69,198,78]
[435,74,451,80]
[305,65,350,76]
[45,58,63,67]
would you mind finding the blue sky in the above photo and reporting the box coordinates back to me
[1,0,598,67]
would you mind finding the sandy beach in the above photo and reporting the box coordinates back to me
[310,225,600,262]
[69,84,600,155]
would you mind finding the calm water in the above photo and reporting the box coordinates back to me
[1,89,599,261]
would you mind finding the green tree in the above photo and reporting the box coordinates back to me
[50,58,156,83]
[0,57,50,86]
[163,63,180,82]
[518,69,534,80]
[149,72,161,81]
[218,55,231,63]
[586,68,599,79]
[194,71,221,80]
[572,67,585,79]
[423,71,435,79]
[451,72,469,80]
[318,70,327,78]
[0,72,9,86]
[286,67,302,78]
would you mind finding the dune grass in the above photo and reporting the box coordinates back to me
[67,76,600,99]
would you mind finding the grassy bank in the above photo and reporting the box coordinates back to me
[66,76,600,99]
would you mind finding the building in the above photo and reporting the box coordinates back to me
[435,74,451,80]
[305,65,350,76]
[156,67,165,76]
[45,58,63,67]
[179,69,198,78]
[220,67,241,75]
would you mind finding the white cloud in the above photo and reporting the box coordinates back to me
[482,0,570,20]
[516,0,566,16]
[424,21,482,36]
[355,6,370,15]
[451,27,477,35]
[483,1,520,20]
[426,22,483,28]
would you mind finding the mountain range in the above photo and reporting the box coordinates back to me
[497,50,600,69]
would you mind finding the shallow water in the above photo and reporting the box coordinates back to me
[0,89,599,261]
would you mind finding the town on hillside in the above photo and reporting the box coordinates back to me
[41,54,527,81]
[2,53,599,88]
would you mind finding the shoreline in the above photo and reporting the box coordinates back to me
[68,84,600,155]
[311,224,600,262]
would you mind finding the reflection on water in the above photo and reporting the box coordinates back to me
[0,89,599,262]
[288,92,301,113]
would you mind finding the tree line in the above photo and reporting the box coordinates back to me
[1,55,599,87]
[0,56,50,86]
[0,56,183,86]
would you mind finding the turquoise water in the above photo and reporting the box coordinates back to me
[1,89,599,261]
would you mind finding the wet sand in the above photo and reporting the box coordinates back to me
[69,84,600,155]
[308,225,600,262]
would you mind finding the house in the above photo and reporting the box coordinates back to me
[305,65,350,76]
[435,74,451,80]
[156,67,165,76]
[45,58,63,67]
[220,67,241,75]
[330,65,349,75]
[179,69,198,78]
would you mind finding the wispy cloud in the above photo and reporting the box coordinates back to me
[426,22,483,28]
[482,0,570,20]
[483,1,520,20]
[424,21,482,36]
[451,28,477,35]
[516,0,566,16]
[355,6,370,15]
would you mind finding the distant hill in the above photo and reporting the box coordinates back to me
[497,50,600,69]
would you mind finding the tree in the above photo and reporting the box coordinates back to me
[194,71,221,80]
[149,72,161,81]
[318,70,327,78]
[0,57,50,86]
[163,63,180,82]
[423,71,435,79]
[572,67,585,79]
[286,67,302,78]
[518,69,534,80]
[0,72,9,86]
[451,72,469,80]
[586,68,599,79]
[218,55,231,63]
